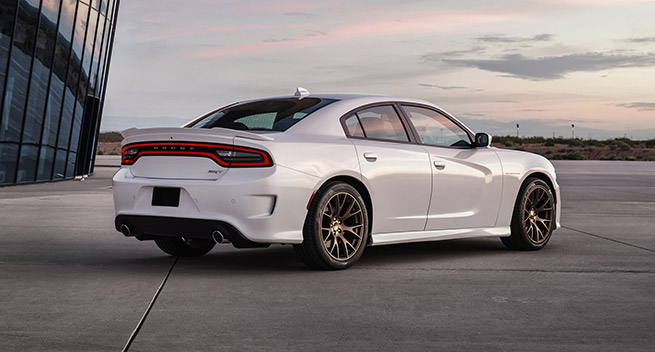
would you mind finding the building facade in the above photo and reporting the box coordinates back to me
[0,0,119,185]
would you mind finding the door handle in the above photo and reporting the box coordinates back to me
[363,153,378,162]
[433,161,446,170]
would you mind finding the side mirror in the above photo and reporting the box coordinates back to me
[475,132,491,147]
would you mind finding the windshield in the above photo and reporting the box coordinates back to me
[189,98,337,131]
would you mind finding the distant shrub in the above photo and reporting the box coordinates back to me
[611,140,631,151]
[544,139,555,147]
[109,151,119,155]
[99,132,123,143]
[97,150,104,155]
[626,156,637,161]
[551,152,586,160]
[504,141,513,147]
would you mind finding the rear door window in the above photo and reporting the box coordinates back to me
[346,105,409,142]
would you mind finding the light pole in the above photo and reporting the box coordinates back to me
[516,124,519,138]
[571,124,575,139]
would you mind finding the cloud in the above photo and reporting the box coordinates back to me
[443,52,655,80]
[475,33,554,43]
[419,84,468,90]
[520,109,545,112]
[616,102,655,111]
[626,37,655,43]
[187,11,510,59]
[422,46,486,60]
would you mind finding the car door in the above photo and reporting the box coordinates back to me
[342,104,432,234]
[400,104,503,230]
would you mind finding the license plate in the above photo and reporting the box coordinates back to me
[152,187,180,207]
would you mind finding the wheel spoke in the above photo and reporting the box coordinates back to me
[344,209,362,221]
[344,237,357,251]
[343,225,363,238]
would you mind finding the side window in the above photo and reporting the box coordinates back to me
[355,105,409,142]
[344,114,365,137]
[402,106,472,147]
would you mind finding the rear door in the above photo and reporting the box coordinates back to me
[343,104,432,234]
[399,105,503,230]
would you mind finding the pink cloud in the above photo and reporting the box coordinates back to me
[138,25,257,43]
[187,11,511,60]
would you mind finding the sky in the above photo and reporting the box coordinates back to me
[101,0,655,139]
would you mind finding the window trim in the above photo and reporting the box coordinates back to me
[339,102,418,145]
[397,103,476,150]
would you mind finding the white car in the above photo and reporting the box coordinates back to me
[113,89,560,269]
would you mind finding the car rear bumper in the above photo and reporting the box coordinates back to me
[112,165,320,244]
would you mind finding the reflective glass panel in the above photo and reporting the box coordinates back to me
[36,144,54,181]
[0,142,19,184]
[22,0,61,145]
[16,143,37,182]
[0,0,17,107]
[0,0,39,144]
[403,105,472,147]
[356,105,409,142]
[53,146,66,178]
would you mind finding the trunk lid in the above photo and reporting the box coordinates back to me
[121,127,273,180]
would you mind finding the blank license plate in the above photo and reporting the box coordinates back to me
[152,187,180,207]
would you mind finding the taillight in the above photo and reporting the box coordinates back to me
[121,142,273,167]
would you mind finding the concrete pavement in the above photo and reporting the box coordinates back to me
[0,161,653,351]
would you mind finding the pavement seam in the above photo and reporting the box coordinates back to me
[121,256,178,352]
[563,225,655,254]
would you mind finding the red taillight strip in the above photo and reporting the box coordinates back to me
[121,141,272,167]
[231,146,272,167]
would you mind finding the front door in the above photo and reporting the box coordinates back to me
[400,105,503,230]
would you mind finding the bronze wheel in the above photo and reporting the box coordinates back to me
[522,185,554,244]
[294,182,369,270]
[502,178,555,250]
[320,192,365,261]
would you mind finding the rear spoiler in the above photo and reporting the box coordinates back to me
[121,127,274,141]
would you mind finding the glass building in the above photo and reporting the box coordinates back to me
[0,0,119,185]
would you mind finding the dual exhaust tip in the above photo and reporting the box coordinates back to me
[211,230,225,244]
[119,223,226,244]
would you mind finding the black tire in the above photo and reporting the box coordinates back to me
[294,182,369,270]
[154,237,215,257]
[502,177,555,250]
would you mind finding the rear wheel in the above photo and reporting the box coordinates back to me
[502,178,555,250]
[294,182,369,270]
[154,237,215,257]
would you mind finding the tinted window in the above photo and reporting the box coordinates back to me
[190,98,337,132]
[403,105,471,147]
[343,114,364,137]
[355,105,408,142]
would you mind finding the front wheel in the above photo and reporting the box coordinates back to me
[155,237,215,257]
[294,182,369,270]
[502,178,555,250]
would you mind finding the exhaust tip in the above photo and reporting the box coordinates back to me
[120,224,131,237]
[212,230,225,244]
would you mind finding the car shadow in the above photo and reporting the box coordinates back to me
[173,237,509,273]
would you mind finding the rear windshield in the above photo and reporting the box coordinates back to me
[189,98,337,131]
